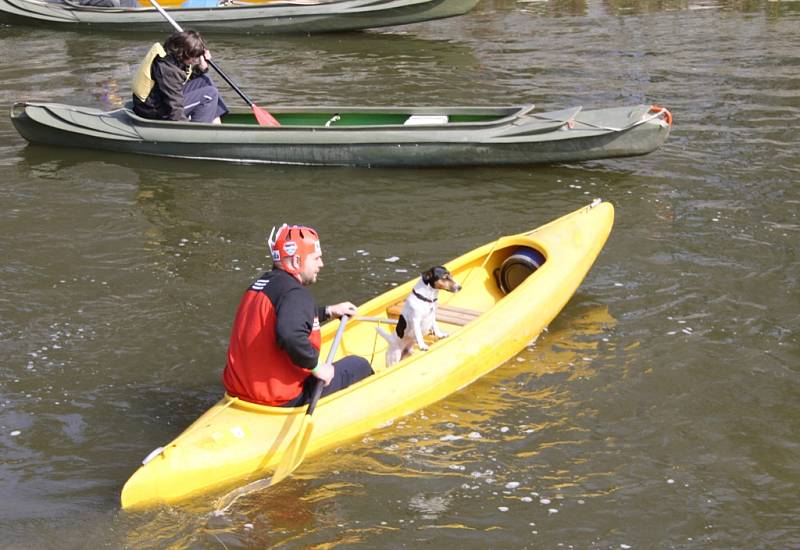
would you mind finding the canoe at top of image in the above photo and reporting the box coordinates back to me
[0,0,480,33]
[10,101,672,167]
[120,199,615,510]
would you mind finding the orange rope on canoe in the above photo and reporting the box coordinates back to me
[650,105,673,128]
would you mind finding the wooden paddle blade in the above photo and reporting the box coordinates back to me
[214,320,346,512]
[270,415,314,485]
[253,105,280,127]
[213,415,312,514]
[214,477,271,514]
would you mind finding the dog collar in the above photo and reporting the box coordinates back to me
[413,289,437,303]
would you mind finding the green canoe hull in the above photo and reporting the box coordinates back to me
[0,0,479,33]
[10,102,672,167]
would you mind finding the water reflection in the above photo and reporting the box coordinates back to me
[2,28,480,111]
[183,302,622,546]
[3,0,799,546]
[106,304,618,546]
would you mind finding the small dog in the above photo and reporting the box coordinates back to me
[377,266,462,366]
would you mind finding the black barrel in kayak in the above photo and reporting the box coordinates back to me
[498,247,546,294]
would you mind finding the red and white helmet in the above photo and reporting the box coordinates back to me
[268,224,321,277]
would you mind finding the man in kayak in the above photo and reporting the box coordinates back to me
[132,30,228,124]
[223,224,374,407]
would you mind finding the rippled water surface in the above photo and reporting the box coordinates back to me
[1,1,799,548]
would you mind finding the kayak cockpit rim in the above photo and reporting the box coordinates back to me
[217,232,554,415]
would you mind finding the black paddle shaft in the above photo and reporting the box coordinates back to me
[306,314,349,416]
[306,379,325,416]
[205,59,257,108]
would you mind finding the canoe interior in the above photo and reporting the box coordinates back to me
[222,111,512,127]
[324,240,544,374]
[136,0,337,7]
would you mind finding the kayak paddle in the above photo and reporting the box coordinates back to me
[354,315,398,324]
[148,0,280,127]
[214,315,350,513]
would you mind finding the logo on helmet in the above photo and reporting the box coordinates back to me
[283,241,298,256]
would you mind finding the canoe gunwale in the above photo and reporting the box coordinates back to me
[54,0,420,14]
[16,101,664,135]
[0,0,479,30]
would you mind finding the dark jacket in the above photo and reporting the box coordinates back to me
[132,53,207,122]
[223,269,331,406]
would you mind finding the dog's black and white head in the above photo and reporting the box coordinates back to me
[421,266,462,293]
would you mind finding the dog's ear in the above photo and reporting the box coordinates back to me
[433,266,451,280]
[422,266,450,286]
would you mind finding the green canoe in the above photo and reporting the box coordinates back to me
[10,101,672,167]
[0,0,479,34]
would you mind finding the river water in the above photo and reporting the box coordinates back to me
[1,1,799,548]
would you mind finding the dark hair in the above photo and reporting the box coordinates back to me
[163,30,206,62]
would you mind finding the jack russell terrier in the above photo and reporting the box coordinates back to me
[377,266,462,367]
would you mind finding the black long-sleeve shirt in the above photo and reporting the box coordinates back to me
[271,269,329,369]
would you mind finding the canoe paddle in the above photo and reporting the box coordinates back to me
[214,315,350,513]
[148,0,280,127]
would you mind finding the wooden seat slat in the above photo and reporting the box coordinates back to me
[386,302,481,327]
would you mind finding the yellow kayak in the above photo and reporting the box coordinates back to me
[120,200,614,509]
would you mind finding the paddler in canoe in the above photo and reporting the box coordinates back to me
[223,224,374,407]
[131,30,229,124]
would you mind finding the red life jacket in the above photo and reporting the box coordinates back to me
[223,273,321,406]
